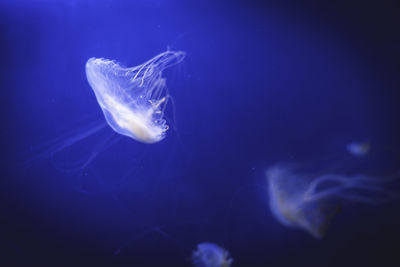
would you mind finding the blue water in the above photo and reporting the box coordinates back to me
[1,0,399,266]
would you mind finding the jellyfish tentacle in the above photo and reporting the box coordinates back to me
[131,54,159,82]
[155,79,167,100]
[305,175,394,203]
[304,185,348,202]
[23,121,108,167]
[304,174,350,199]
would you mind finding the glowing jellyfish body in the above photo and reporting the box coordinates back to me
[347,141,370,157]
[266,165,396,239]
[192,243,233,267]
[85,50,186,144]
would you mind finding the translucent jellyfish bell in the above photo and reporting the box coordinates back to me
[192,243,233,267]
[85,50,186,144]
[346,141,370,157]
[266,164,397,239]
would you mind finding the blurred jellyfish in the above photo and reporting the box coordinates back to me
[266,164,397,239]
[86,50,186,144]
[347,141,370,157]
[192,243,233,267]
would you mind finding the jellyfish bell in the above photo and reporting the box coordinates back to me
[192,243,233,267]
[346,141,370,157]
[266,165,304,228]
[85,50,186,144]
[266,165,339,239]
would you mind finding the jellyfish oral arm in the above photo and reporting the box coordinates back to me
[101,94,167,144]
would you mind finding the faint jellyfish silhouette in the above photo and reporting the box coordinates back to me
[347,141,370,157]
[86,50,186,144]
[192,243,233,267]
[266,164,397,239]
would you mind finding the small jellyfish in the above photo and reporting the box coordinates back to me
[266,164,396,239]
[347,141,370,157]
[85,50,186,144]
[192,243,233,267]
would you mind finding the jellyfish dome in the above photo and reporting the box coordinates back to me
[192,243,233,267]
[85,50,186,144]
[346,141,370,157]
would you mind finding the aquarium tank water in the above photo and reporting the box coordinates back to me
[1,0,399,266]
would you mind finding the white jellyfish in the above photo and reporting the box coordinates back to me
[85,50,186,144]
[266,164,397,239]
[192,243,233,267]
[24,50,185,177]
[346,141,370,157]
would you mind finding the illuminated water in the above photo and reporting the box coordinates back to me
[1,0,399,266]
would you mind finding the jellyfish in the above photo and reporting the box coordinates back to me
[266,164,397,239]
[23,50,186,189]
[346,141,370,157]
[85,50,186,144]
[192,243,233,267]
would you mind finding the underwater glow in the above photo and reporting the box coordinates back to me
[192,243,233,267]
[266,164,396,239]
[347,141,370,157]
[85,50,186,144]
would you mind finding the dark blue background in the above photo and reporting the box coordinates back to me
[1,0,399,266]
